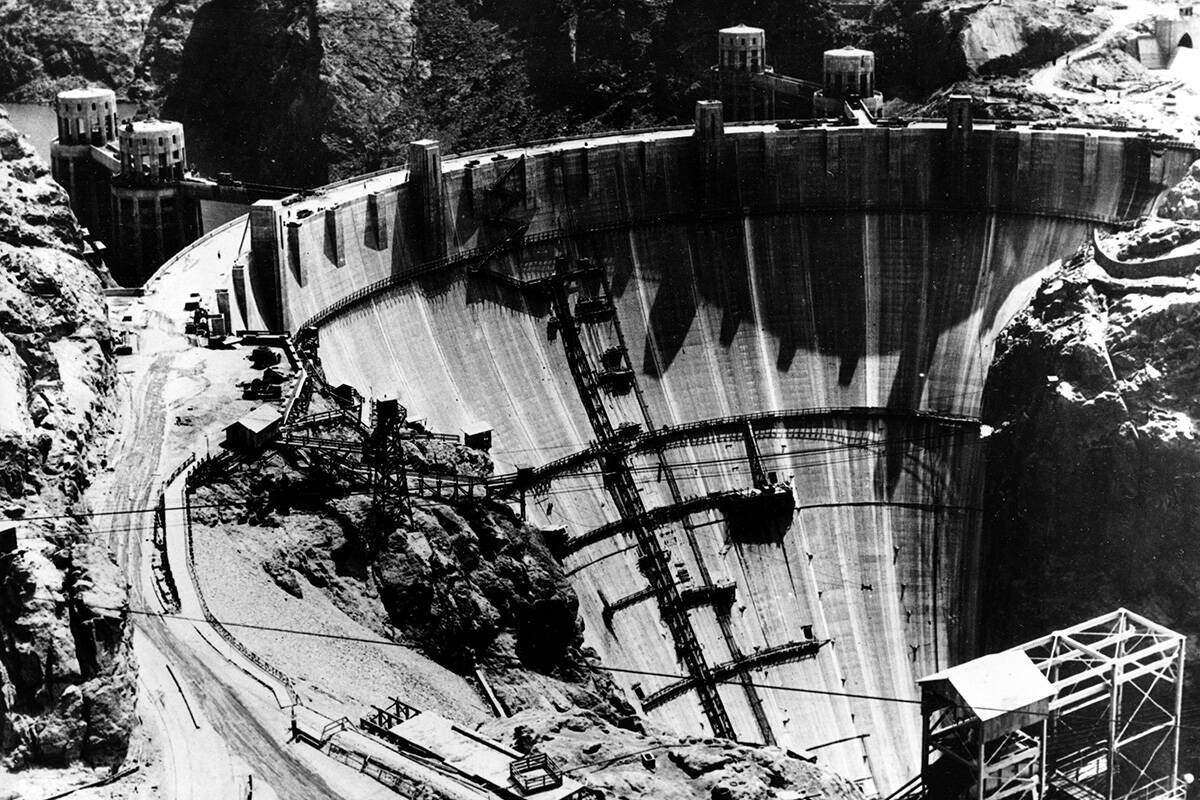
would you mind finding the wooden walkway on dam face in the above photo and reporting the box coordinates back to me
[274,397,978,507]
[518,405,980,492]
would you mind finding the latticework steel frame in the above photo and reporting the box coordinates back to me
[921,609,1185,800]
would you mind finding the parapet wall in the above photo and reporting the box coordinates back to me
[247,121,1196,334]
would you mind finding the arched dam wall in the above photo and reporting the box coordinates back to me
[242,118,1197,795]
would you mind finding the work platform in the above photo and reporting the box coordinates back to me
[292,697,601,800]
[908,609,1186,800]
[385,712,594,800]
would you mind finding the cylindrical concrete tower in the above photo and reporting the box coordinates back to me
[111,119,196,285]
[118,119,187,183]
[50,88,120,244]
[55,87,118,146]
[718,25,766,73]
[713,25,773,122]
[822,47,876,98]
[814,47,884,117]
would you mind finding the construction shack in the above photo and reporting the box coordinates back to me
[224,405,282,451]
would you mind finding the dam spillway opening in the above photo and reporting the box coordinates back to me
[241,114,1199,796]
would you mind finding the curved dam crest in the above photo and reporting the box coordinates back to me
[241,119,1198,794]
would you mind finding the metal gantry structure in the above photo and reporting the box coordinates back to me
[280,334,460,543]
[545,253,737,740]
[469,251,847,743]
[915,608,1186,800]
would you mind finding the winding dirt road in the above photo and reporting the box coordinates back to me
[90,225,391,800]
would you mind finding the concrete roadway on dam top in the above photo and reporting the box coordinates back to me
[86,218,403,800]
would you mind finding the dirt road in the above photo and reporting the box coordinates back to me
[90,226,390,799]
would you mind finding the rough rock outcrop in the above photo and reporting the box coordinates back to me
[128,0,205,101]
[980,226,1200,651]
[1159,159,1200,221]
[4,0,1104,178]
[868,0,1104,99]
[161,0,843,185]
[483,709,867,800]
[192,440,633,721]
[0,109,130,768]
[0,0,156,101]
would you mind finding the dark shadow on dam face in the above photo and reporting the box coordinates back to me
[684,223,754,350]
[637,214,876,381]
[603,230,636,299]
[626,209,1085,388]
[881,214,990,411]
[325,136,1184,434]
[465,273,551,317]
[639,232,701,379]
[610,137,1176,387]
[778,213,867,385]
[416,260,461,301]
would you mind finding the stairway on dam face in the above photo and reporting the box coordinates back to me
[243,123,1199,795]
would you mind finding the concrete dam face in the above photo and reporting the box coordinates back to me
[245,120,1197,795]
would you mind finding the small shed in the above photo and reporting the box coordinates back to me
[224,405,282,451]
[331,383,358,405]
[375,393,402,424]
[462,421,492,451]
[918,650,1054,743]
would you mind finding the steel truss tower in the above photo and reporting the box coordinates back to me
[914,609,1185,800]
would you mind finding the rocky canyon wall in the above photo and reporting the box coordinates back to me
[980,197,1200,658]
[0,110,132,768]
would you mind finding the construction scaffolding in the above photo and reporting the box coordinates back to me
[914,609,1185,800]
[545,253,736,740]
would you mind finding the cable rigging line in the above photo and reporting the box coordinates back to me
[7,424,976,529]
[50,597,1200,732]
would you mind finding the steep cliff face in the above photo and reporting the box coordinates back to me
[980,215,1200,651]
[159,0,332,185]
[867,0,1104,99]
[128,0,205,101]
[1160,160,1200,221]
[1,0,1100,176]
[0,0,156,101]
[161,0,842,185]
[0,110,131,768]
[158,0,1102,183]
